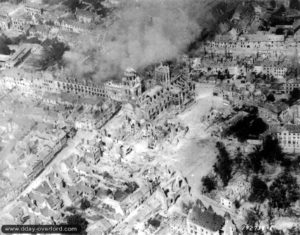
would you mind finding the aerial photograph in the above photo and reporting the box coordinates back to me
[0,0,300,234]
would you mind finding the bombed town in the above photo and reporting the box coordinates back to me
[0,0,300,234]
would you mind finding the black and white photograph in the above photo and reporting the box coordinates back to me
[0,0,300,234]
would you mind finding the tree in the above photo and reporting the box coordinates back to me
[251,118,268,136]
[80,198,91,210]
[288,226,300,235]
[270,0,277,8]
[277,4,286,14]
[234,200,240,209]
[0,37,11,55]
[246,206,263,228]
[224,115,267,142]
[268,172,300,210]
[290,0,300,10]
[201,175,217,193]
[233,149,244,174]
[261,135,284,163]
[290,155,300,172]
[39,39,69,70]
[280,156,292,169]
[66,214,88,235]
[249,176,268,203]
[266,93,275,102]
[247,148,264,174]
[288,88,300,105]
[63,0,81,12]
[148,218,160,228]
[213,142,232,186]
[65,206,77,214]
[242,228,264,235]
[270,229,285,235]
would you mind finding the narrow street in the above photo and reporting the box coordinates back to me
[1,130,96,215]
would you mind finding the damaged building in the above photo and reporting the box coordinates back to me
[137,64,195,120]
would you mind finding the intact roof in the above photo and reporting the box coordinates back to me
[188,205,225,232]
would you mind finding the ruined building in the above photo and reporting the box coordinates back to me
[0,64,194,122]
[105,68,142,102]
[137,64,195,120]
[155,64,171,86]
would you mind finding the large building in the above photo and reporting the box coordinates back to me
[187,201,225,235]
[274,124,300,153]
[187,200,237,235]
[0,14,10,30]
[0,64,194,121]
[280,103,300,124]
[138,85,172,120]
[137,64,195,120]
[253,61,287,79]
[155,64,171,86]
[192,58,247,78]
[105,68,142,102]
[284,79,300,94]
[25,3,45,16]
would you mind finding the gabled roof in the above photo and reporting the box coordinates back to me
[188,205,225,232]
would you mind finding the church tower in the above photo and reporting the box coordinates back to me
[154,64,170,86]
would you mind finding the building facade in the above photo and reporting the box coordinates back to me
[275,124,300,153]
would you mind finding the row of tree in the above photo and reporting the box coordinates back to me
[213,142,233,187]
[249,173,300,210]
[223,114,268,142]
[234,135,285,176]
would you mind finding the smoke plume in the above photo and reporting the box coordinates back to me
[63,0,221,82]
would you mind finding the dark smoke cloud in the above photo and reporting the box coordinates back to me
[63,0,227,82]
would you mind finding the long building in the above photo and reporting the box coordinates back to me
[272,124,300,153]
[0,65,195,121]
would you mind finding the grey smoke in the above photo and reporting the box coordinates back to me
[63,0,220,82]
